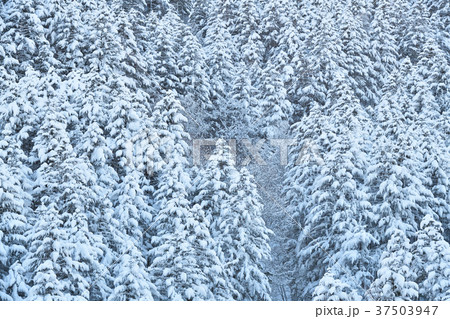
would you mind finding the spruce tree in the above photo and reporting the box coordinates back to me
[292,77,376,299]
[0,0,57,75]
[204,13,236,103]
[190,0,211,39]
[108,171,155,300]
[108,243,156,301]
[226,65,259,137]
[177,25,211,113]
[0,159,29,300]
[299,12,345,116]
[367,63,435,244]
[193,139,272,300]
[369,230,419,301]
[203,13,236,133]
[338,2,378,107]
[24,83,109,300]
[369,0,400,88]
[399,0,432,63]
[153,9,183,95]
[235,0,263,69]
[412,215,450,301]
[313,269,361,301]
[259,63,292,138]
[0,261,29,300]
[149,92,229,300]
[220,167,272,300]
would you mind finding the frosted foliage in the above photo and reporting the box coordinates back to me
[0,0,448,302]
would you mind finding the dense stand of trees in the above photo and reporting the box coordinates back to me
[0,0,449,300]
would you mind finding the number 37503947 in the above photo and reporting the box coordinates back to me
[375,306,438,316]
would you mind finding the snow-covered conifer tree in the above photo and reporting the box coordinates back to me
[219,167,272,300]
[313,269,361,301]
[24,81,109,300]
[193,139,272,300]
[177,25,211,113]
[235,0,263,69]
[338,2,378,107]
[149,92,229,300]
[259,63,292,138]
[369,0,400,88]
[0,160,29,300]
[369,230,418,301]
[412,215,450,301]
